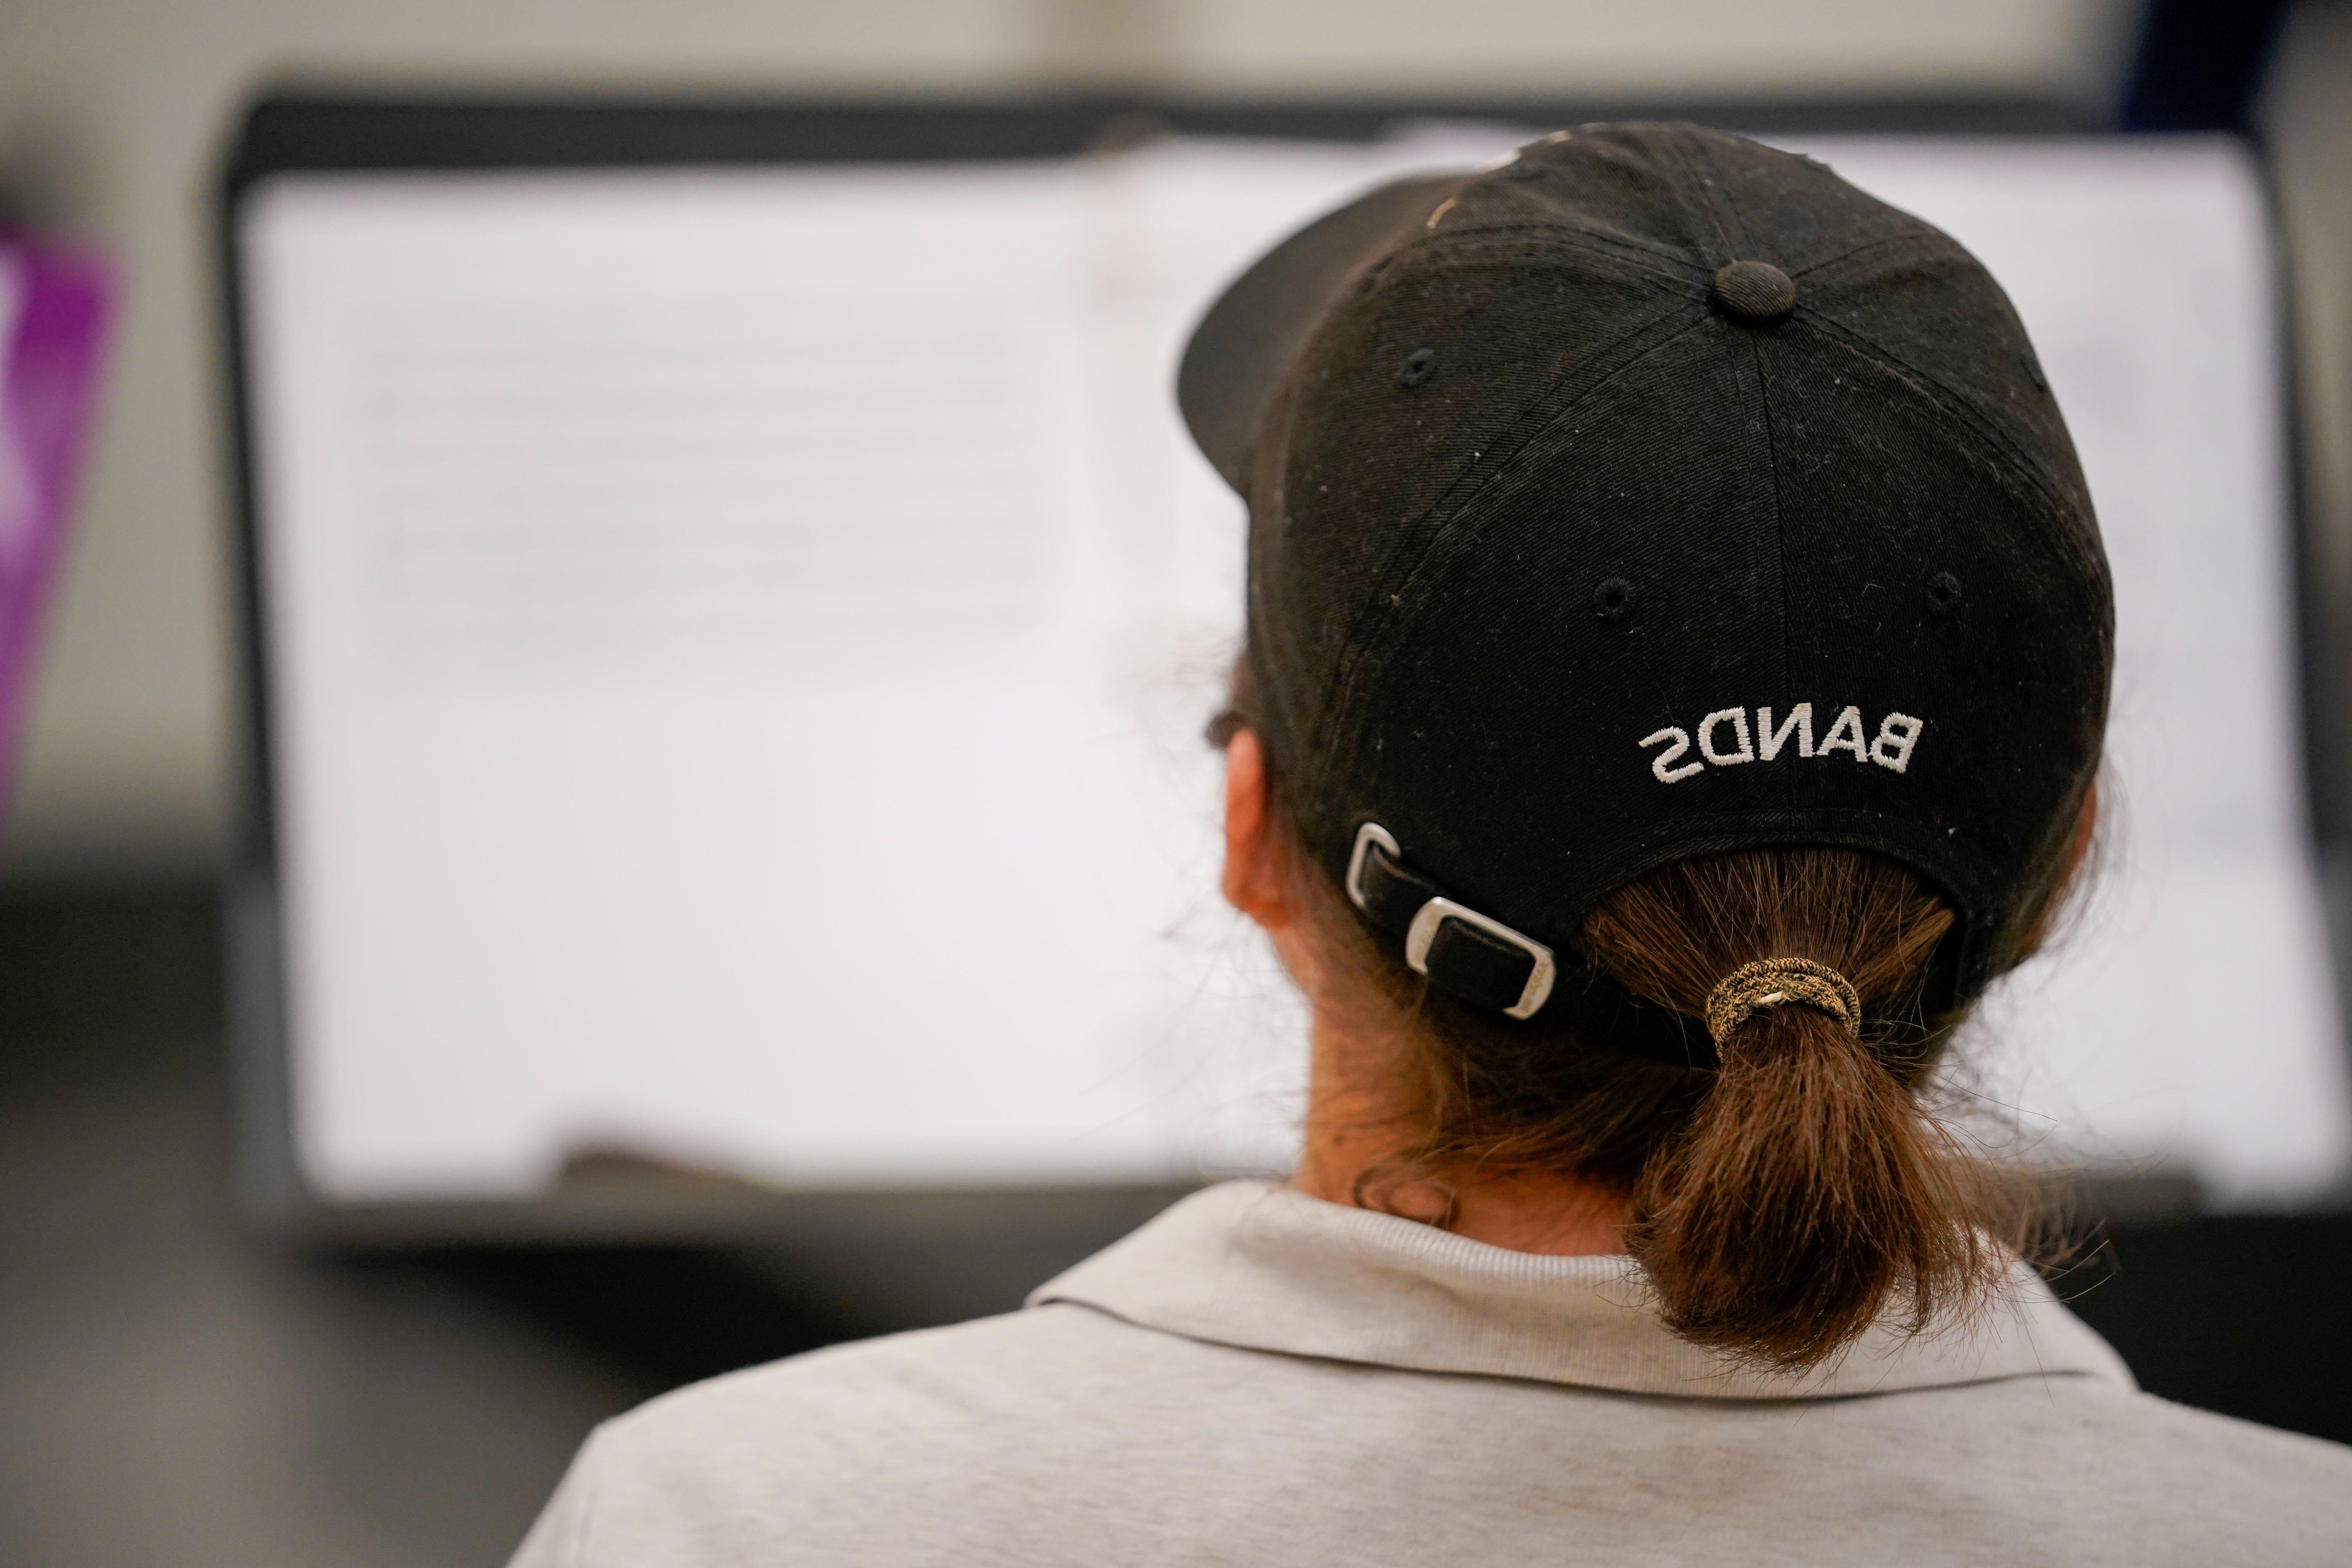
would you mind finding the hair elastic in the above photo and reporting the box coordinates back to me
[1704,957,1863,1046]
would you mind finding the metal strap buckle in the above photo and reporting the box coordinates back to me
[1345,821,1400,912]
[1348,821,1556,1020]
[1405,898,1558,1020]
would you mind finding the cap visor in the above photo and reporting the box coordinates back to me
[1178,170,1474,492]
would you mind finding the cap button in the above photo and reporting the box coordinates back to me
[1712,260,1796,322]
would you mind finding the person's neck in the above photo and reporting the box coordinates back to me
[1289,1009,1633,1257]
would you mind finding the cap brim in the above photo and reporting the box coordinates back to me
[1178,170,1475,492]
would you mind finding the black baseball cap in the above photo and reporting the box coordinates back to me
[1181,123,2112,1064]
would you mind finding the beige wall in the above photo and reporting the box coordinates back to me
[0,0,2151,875]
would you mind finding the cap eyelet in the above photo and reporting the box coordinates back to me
[1926,571,1963,615]
[1594,577,1634,621]
[1397,347,1438,389]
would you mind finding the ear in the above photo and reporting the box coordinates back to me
[1222,727,1294,930]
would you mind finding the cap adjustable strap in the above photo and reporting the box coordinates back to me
[1343,822,1720,1068]
[1346,824,1554,1018]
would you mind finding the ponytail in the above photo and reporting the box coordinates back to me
[1582,850,2014,1369]
[1626,998,2000,1367]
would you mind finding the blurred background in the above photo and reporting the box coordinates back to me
[5,1,2352,1563]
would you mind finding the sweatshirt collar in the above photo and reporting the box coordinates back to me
[1030,1179,2134,1401]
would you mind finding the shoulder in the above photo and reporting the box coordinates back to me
[2049,1377,2352,1488]
[1865,1371,2352,1556]
[507,1303,1246,1568]
[608,1300,1181,1455]
[1953,1367,2352,1469]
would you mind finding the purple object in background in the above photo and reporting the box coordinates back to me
[0,236,111,828]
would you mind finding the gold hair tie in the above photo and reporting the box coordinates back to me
[1704,957,1863,1046]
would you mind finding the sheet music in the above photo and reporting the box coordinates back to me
[356,299,1055,662]
[244,134,2351,1206]
[251,166,1227,1194]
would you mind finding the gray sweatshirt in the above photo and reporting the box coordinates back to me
[512,1180,2352,1565]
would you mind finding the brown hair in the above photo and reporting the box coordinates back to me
[1219,675,2094,1373]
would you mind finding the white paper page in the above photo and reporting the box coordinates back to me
[1121,130,2352,1205]
[248,165,1265,1197]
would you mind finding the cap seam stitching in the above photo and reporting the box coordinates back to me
[1344,306,1757,693]
[1311,307,1720,804]
[1397,220,1712,287]
[1698,131,1793,720]
[1387,231,1704,301]
[1792,316,2067,501]
[1702,121,1802,702]
[1791,229,1933,281]
[1689,131,1756,255]
[1749,331,1797,726]
[1371,307,1718,574]
[1784,315,2110,617]
[1660,127,1738,264]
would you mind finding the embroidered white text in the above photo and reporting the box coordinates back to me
[1641,705,1923,783]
